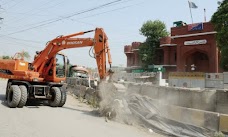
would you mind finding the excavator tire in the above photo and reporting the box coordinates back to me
[5,81,12,100]
[7,85,21,108]
[58,90,67,107]
[49,87,61,107]
[18,85,28,108]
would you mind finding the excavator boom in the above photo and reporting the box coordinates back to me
[33,28,112,80]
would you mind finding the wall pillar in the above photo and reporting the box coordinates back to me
[126,54,133,67]
[163,47,170,65]
[133,51,139,66]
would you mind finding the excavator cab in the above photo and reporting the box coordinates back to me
[55,54,66,78]
[34,52,68,81]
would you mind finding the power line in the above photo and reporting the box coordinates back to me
[1,11,54,17]
[7,0,25,10]
[5,0,123,35]
[0,34,43,44]
[1,0,16,6]
[1,0,144,48]
[2,0,135,33]
[0,41,41,49]
[5,0,62,24]
[74,2,141,20]
[8,0,134,29]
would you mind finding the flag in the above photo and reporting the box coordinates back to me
[188,1,198,8]
[188,23,203,31]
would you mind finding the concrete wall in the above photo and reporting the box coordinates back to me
[139,85,217,112]
[121,82,228,132]
[68,77,228,133]
[112,72,156,83]
[169,72,228,89]
[169,72,205,88]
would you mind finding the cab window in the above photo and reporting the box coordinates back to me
[56,54,65,77]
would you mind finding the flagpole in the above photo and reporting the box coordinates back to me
[188,0,194,23]
[204,8,206,22]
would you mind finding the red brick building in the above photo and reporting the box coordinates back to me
[124,42,142,69]
[161,22,220,74]
[124,22,221,76]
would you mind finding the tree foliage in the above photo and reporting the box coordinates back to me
[211,0,228,70]
[14,50,31,60]
[138,20,169,67]
[0,50,31,60]
[1,55,11,59]
[21,50,31,60]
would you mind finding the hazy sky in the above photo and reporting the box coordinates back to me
[0,0,219,68]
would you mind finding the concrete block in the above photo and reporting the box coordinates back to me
[165,105,181,121]
[140,85,158,99]
[192,91,203,109]
[192,90,216,111]
[177,78,191,88]
[219,114,228,133]
[158,87,167,104]
[206,73,223,81]
[179,107,193,124]
[190,79,205,88]
[168,78,179,87]
[206,80,224,88]
[181,107,219,131]
[186,108,205,127]
[223,72,228,84]
[166,106,219,131]
[216,90,228,104]
[126,83,141,94]
[224,84,228,89]
[166,87,179,105]
[204,111,219,131]
[216,104,228,114]
[179,89,192,108]
[164,105,207,129]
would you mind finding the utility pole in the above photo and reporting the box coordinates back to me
[0,5,3,28]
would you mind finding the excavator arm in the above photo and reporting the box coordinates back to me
[32,28,112,80]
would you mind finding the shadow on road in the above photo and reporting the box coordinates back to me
[25,100,48,108]
[63,106,100,117]
[0,94,8,107]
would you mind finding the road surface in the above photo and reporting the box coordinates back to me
[0,79,162,137]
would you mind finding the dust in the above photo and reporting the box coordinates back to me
[97,77,215,137]
[98,81,134,124]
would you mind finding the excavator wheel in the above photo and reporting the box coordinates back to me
[7,85,21,108]
[18,85,28,108]
[48,87,61,107]
[58,89,67,107]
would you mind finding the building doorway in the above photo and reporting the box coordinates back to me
[185,51,209,72]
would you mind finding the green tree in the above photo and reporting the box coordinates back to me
[211,0,228,70]
[21,50,31,60]
[1,55,11,59]
[11,50,31,61]
[139,20,169,67]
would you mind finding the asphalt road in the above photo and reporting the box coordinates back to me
[0,79,162,137]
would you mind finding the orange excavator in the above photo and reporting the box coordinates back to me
[0,28,112,108]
